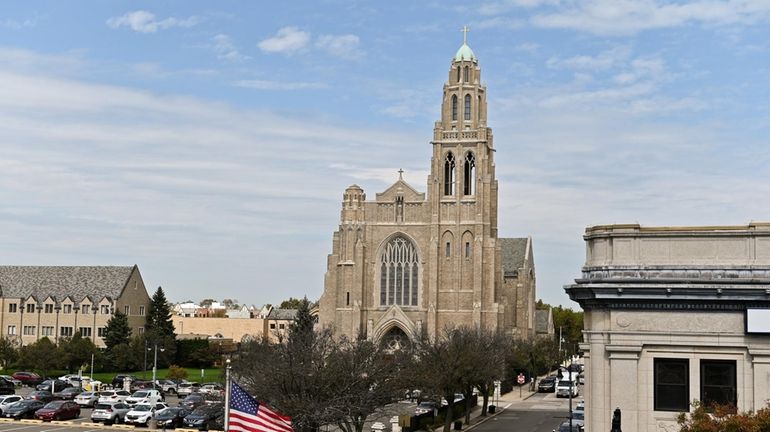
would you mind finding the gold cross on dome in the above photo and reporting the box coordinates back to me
[461,25,470,44]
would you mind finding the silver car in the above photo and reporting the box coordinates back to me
[90,401,131,424]
[0,395,23,414]
[74,391,100,408]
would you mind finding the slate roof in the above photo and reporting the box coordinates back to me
[535,309,553,334]
[267,308,298,321]
[0,265,135,303]
[500,237,529,276]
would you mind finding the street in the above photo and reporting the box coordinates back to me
[481,391,577,432]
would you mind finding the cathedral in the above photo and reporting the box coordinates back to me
[318,34,537,346]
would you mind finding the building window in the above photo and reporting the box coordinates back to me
[456,67,460,82]
[44,304,53,314]
[464,94,471,120]
[279,323,286,330]
[701,360,736,409]
[464,152,475,195]
[654,358,689,412]
[465,242,471,258]
[101,305,110,314]
[8,304,16,313]
[445,242,451,257]
[270,323,276,330]
[79,327,92,337]
[97,327,105,338]
[63,304,72,314]
[139,306,145,316]
[463,66,469,82]
[60,327,73,337]
[81,304,90,314]
[138,327,144,335]
[23,326,35,336]
[444,152,456,196]
[7,326,15,336]
[26,303,35,313]
[346,292,350,306]
[379,236,419,307]
[451,95,458,121]
[42,326,54,337]
[124,306,130,315]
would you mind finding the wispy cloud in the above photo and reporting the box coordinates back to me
[211,34,249,62]
[1,17,37,29]
[234,79,328,90]
[257,27,311,54]
[316,34,364,59]
[106,10,198,34]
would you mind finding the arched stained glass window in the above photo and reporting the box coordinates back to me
[464,152,475,195]
[451,95,458,121]
[379,236,419,306]
[464,94,471,121]
[444,152,456,195]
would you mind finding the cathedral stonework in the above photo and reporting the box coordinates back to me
[318,37,536,342]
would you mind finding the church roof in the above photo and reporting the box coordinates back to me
[500,238,529,275]
[535,308,553,334]
[267,308,298,321]
[454,43,477,62]
[375,178,425,202]
[0,265,136,303]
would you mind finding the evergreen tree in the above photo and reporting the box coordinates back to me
[146,286,175,340]
[59,332,98,372]
[0,337,18,369]
[103,311,132,351]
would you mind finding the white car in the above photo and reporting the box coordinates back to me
[97,390,131,404]
[125,390,163,406]
[176,382,200,396]
[75,391,101,407]
[124,402,168,426]
[198,384,224,396]
[0,395,23,414]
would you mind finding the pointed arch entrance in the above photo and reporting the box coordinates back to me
[380,325,411,351]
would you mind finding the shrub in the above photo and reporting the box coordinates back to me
[167,365,188,380]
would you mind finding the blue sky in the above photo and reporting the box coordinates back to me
[1,1,770,309]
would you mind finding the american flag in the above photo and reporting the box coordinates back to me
[229,382,293,432]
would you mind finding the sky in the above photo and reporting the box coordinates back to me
[1,0,770,309]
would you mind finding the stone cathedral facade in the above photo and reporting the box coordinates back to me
[318,38,536,345]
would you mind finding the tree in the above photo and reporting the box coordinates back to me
[59,332,98,372]
[146,286,175,339]
[167,365,188,380]
[103,311,132,351]
[200,299,215,307]
[540,302,584,358]
[677,400,757,431]
[221,299,240,309]
[0,337,18,369]
[18,337,59,376]
[279,297,305,310]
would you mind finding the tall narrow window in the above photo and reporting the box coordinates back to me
[444,152,456,195]
[445,242,451,257]
[464,94,472,120]
[346,292,350,306]
[701,360,736,409]
[456,67,461,82]
[463,66,469,82]
[464,152,475,195]
[654,358,689,412]
[451,95,458,121]
[379,236,419,307]
[465,242,471,258]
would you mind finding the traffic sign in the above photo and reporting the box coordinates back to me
[517,373,525,385]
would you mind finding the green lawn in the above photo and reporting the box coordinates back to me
[90,367,223,383]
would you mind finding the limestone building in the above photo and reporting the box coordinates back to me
[0,265,151,348]
[566,223,770,432]
[318,36,537,344]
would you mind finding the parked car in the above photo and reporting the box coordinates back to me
[571,410,585,427]
[575,400,585,413]
[414,401,439,417]
[556,379,579,398]
[0,395,23,414]
[111,375,137,388]
[538,376,558,393]
[176,382,201,396]
[0,375,22,387]
[91,401,131,424]
[56,387,83,400]
[554,421,584,432]
[34,400,80,421]
[125,402,168,426]
[26,391,54,403]
[75,391,101,407]
[155,379,178,394]
[0,378,15,395]
[97,390,131,404]
[11,371,42,387]
[198,383,224,396]
[36,379,72,393]
[156,406,191,429]
[4,399,45,419]
[441,393,465,406]
[126,389,163,406]
[183,403,224,430]
[180,394,206,411]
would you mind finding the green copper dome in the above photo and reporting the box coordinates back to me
[454,43,476,62]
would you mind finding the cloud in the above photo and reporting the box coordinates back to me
[530,0,770,35]
[257,27,311,54]
[546,46,631,71]
[316,34,364,59]
[106,10,198,33]
[211,34,249,62]
[234,79,328,90]
[1,17,37,29]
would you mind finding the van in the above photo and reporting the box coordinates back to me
[556,379,578,398]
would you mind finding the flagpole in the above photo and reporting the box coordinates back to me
[224,358,231,432]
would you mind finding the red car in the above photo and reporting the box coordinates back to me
[35,401,80,421]
[11,371,42,386]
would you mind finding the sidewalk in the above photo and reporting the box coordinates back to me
[433,386,537,432]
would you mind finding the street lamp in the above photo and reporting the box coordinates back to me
[148,343,166,384]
